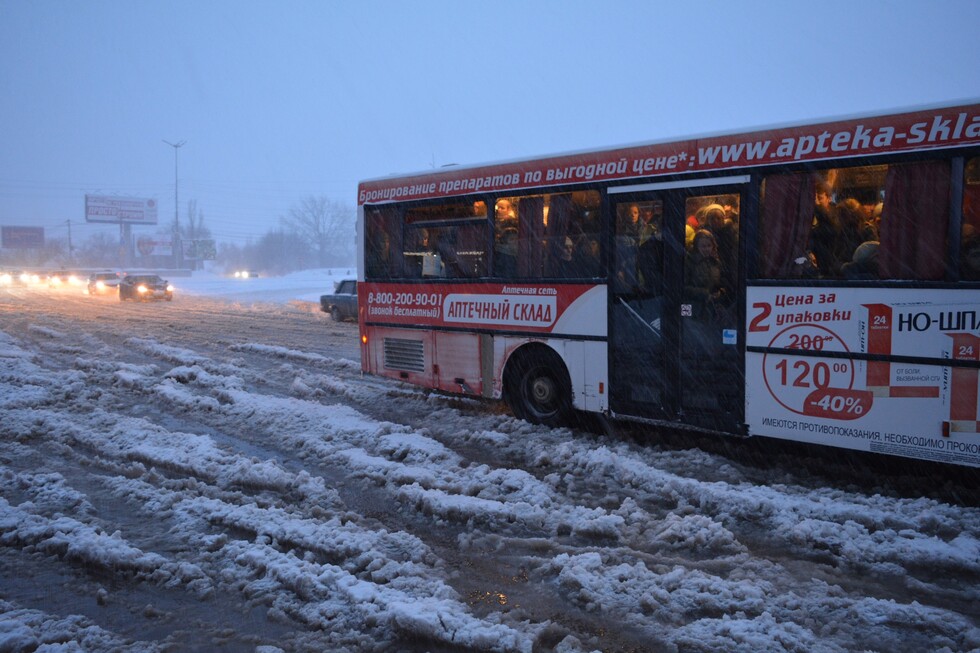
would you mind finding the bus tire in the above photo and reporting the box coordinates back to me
[505,346,572,427]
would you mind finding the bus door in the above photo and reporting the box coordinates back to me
[609,179,747,433]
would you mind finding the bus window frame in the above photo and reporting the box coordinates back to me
[748,151,976,285]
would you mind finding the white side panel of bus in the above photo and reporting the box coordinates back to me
[556,338,609,413]
[495,336,609,413]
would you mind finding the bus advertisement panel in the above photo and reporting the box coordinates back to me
[746,287,980,467]
[358,103,980,206]
[360,282,607,337]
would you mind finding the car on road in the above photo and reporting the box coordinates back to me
[47,270,84,288]
[119,274,174,301]
[86,271,123,295]
[319,279,357,321]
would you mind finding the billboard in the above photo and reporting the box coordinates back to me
[1,226,45,249]
[136,236,173,257]
[85,195,158,224]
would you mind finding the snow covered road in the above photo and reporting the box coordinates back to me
[1,281,978,652]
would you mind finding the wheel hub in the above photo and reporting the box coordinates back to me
[530,376,555,405]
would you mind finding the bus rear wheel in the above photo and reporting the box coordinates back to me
[506,349,571,427]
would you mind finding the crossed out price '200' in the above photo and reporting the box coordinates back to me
[367,292,440,307]
[762,323,856,416]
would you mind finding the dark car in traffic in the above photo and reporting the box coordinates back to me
[320,279,357,321]
[119,274,173,301]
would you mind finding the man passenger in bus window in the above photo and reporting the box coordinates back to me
[553,236,578,277]
[626,204,641,232]
[581,238,601,278]
[721,195,740,226]
[810,181,842,276]
[495,227,518,278]
[441,229,467,277]
[615,205,640,291]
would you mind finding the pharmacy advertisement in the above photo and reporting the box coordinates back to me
[745,287,980,467]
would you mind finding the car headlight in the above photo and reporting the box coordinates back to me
[137,285,148,293]
[166,285,174,292]
[96,281,106,290]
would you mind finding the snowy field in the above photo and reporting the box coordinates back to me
[174,267,356,305]
[0,271,978,652]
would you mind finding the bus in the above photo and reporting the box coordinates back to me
[356,101,980,468]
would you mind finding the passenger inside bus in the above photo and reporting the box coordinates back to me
[696,203,738,284]
[809,181,842,275]
[495,227,518,278]
[552,237,579,277]
[684,229,728,321]
[835,198,875,269]
[615,206,640,291]
[840,240,880,280]
[581,237,601,277]
[761,161,961,281]
[442,230,468,277]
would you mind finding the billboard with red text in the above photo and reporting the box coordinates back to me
[1,226,44,249]
[85,195,158,224]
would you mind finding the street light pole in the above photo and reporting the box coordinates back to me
[163,139,186,269]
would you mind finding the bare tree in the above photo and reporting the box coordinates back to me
[182,199,212,242]
[181,200,212,270]
[76,232,123,267]
[282,196,354,268]
[248,229,313,275]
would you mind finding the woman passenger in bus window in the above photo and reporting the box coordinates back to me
[698,204,737,284]
[495,198,517,228]
[684,229,727,319]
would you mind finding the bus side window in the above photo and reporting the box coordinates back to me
[494,197,519,278]
[405,227,430,278]
[547,191,601,279]
[490,191,601,280]
[961,157,980,281]
[877,160,950,280]
[365,207,400,279]
[760,163,951,281]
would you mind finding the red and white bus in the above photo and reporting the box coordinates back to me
[357,101,980,468]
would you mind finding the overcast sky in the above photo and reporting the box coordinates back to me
[1,0,978,247]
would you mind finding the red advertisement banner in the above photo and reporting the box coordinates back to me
[359,103,980,205]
